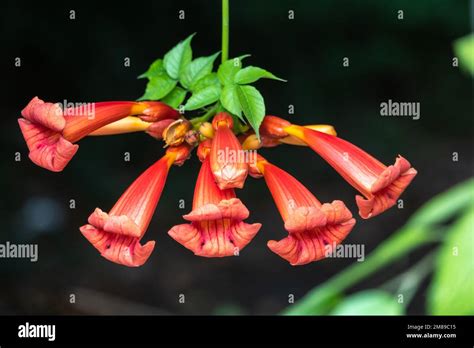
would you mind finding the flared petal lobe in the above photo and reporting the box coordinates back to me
[257,158,356,265]
[80,153,174,267]
[267,201,356,265]
[80,217,155,267]
[168,156,261,257]
[18,118,78,172]
[285,125,417,219]
[22,96,65,131]
[18,98,77,172]
[355,155,417,219]
[210,112,248,189]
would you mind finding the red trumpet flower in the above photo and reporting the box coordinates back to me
[260,116,417,219]
[18,97,179,172]
[168,140,261,257]
[210,112,248,189]
[252,155,356,265]
[79,144,191,267]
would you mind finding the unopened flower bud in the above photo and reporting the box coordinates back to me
[139,102,180,122]
[185,130,199,146]
[197,139,212,161]
[166,143,193,166]
[259,115,291,138]
[199,122,215,139]
[212,112,233,129]
[145,119,175,140]
[241,134,262,150]
[248,160,263,179]
[163,119,191,147]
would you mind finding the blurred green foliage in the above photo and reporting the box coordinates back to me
[331,290,404,315]
[284,179,474,315]
[428,207,474,315]
[454,34,474,76]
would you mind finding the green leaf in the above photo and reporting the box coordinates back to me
[454,34,474,76]
[184,84,221,111]
[217,54,251,85]
[161,87,187,109]
[139,78,177,101]
[138,59,163,79]
[234,66,286,84]
[331,290,404,315]
[220,84,242,119]
[163,33,195,80]
[138,59,177,100]
[192,73,220,92]
[236,85,265,137]
[180,52,220,89]
[428,207,474,315]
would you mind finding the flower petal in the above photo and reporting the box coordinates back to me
[168,220,261,257]
[183,198,249,222]
[21,96,65,132]
[356,156,417,218]
[268,200,356,265]
[370,155,413,193]
[80,224,155,267]
[267,201,356,266]
[283,206,327,233]
[87,208,142,238]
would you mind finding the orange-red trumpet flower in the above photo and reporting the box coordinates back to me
[18,97,179,172]
[79,144,191,267]
[260,116,417,219]
[168,140,261,257]
[251,155,356,265]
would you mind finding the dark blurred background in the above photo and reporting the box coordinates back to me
[0,0,472,315]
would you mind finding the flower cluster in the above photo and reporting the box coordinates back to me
[18,97,417,266]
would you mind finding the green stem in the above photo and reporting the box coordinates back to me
[221,0,229,62]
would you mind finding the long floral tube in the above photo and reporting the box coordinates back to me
[88,116,152,136]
